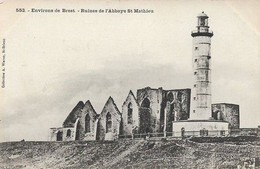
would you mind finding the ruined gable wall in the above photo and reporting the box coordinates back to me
[63,101,84,127]
[80,101,98,140]
[61,101,85,140]
[97,98,121,140]
[121,93,139,135]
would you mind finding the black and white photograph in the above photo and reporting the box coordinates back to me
[0,0,260,168]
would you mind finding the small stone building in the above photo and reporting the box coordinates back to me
[49,127,63,141]
[97,97,122,141]
[211,103,240,129]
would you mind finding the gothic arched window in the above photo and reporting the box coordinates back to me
[167,92,174,103]
[66,129,71,137]
[128,103,133,124]
[106,112,112,133]
[177,92,182,102]
[85,114,91,133]
[141,98,150,108]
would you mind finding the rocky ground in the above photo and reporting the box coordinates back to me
[0,137,260,169]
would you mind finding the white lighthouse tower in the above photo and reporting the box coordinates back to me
[190,11,213,120]
[172,12,229,137]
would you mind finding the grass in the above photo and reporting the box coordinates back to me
[0,137,259,169]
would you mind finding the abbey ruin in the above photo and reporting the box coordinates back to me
[50,12,260,141]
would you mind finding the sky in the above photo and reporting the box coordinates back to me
[0,0,260,142]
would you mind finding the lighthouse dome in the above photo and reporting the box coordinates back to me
[197,11,208,18]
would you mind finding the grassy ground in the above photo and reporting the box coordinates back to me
[0,137,260,169]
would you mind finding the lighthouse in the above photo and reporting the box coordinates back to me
[172,12,229,137]
[190,11,213,120]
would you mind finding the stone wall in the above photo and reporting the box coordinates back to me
[139,107,152,133]
[172,120,229,137]
[49,128,63,141]
[80,101,98,140]
[230,127,260,136]
[62,118,80,141]
[136,87,191,133]
[164,101,174,132]
[162,89,191,133]
[121,91,139,135]
[63,101,84,128]
[212,103,240,129]
[62,127,76,141]
[97,97,121,141]
[137,87,163,133]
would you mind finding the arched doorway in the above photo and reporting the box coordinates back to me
[57,131,63,141]
[181,127,185,137]
[139,98,152,134]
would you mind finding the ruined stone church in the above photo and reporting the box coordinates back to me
[50,87,192,141]
[50,12,244,141]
